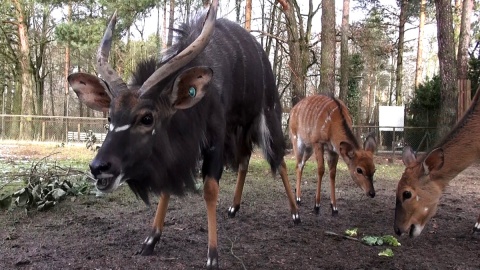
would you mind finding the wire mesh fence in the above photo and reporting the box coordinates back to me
[0,115,436,155]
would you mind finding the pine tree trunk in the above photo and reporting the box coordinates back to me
[395,0,407,106]
[456,0,473,120]
[339,0,350,101]
[434,0,458,140]
[319,0,336,95]
[245,0,252,30]
[167,0,175,47]
[414,0,426,89]
[13,0,34,139]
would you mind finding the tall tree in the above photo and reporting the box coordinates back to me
[13,0,35,139]
[319,0,336,94]
[245,0,252,30]
[339,0,350,101]
[457,0,473,119]
[167,0,175,46]
[434,0,458,140]
[414,0,426,89]
[395,0,408,105]
[279,0,319,106]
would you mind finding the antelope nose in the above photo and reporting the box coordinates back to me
[368,190,376,198]
[394,226,402,236]
[89,161,111,177]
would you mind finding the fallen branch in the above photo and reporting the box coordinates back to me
[324,231,360,242]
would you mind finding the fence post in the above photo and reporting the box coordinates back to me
[77,123,81,141]
[42,122,45,141]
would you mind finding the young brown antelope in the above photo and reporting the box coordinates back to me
[289,94,377,215]
[394,87,480,237]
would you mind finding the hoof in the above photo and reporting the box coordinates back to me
[227,205,240,218]
[473,222,480,233]
[314,204,320,215]
[296,197,302,206]
[137,230,162,256]
[292,213,301,224]
[330,203,338,216]
[206,248,219,270]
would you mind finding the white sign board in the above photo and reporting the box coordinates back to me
[379,106,404,131]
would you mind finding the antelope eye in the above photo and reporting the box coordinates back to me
[403,191,412,200]
[140,114,154,126]
[107,117,111,123]
[356,168,363,174]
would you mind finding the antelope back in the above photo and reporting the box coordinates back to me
[289,94,376,196]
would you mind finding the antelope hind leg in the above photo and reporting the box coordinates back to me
[227,156,249,218]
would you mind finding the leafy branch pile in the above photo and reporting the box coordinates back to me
[325,228,401,257]
[0,156,92,211]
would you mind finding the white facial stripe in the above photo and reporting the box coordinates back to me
[109,124,114,132]
[114,124,131,132]
[475,222,480,229]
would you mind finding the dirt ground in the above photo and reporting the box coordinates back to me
[0,143,479,270]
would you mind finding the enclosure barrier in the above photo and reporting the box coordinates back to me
[0,115,435,155]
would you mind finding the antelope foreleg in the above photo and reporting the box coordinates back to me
[314,144,325,214]
[326,151,339,216]
[227,157,249,218]
[204,177,219,269]
[139,193,170,256]
[279,159,301,224]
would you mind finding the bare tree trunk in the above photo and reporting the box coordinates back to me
[283,0,305,106]
[245,0,252,30]
[434,0,458,140]
[167,0,175,47]
[235,0,242,23]
[163,0,167,49]
[13,0,34,139]
[339,0,350,101]
[64,3,71,141]
[414,0,426,89]
[395,0,408,106]
[320,0,336,95]
[457,0,473,120]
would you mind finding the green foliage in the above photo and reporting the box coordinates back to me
[378,248,394,257]
[405,75,440,150]
[408,75,441,127]
[346,53,364,121]
[0,157,92,211]
[361,235,401,247]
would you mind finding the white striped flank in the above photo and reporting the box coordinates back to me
[114,124,131,132]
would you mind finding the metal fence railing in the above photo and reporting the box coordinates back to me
[0,115,437,155]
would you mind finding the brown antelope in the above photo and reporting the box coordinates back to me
[67,1,299,268]
[289,94,377,215]
[394,88,480,237]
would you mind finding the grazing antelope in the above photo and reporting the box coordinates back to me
[394,88,480,237]
[289,94,377,215]
[67,1,299,268]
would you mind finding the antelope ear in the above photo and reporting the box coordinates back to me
[170,66,213,109]
[339,141,355,160]
[363,134,376,153]
[68,73,111,113]
[402,145,417,167]
[422,147,444,175]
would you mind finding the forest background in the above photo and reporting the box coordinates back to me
[0,0,479,146]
